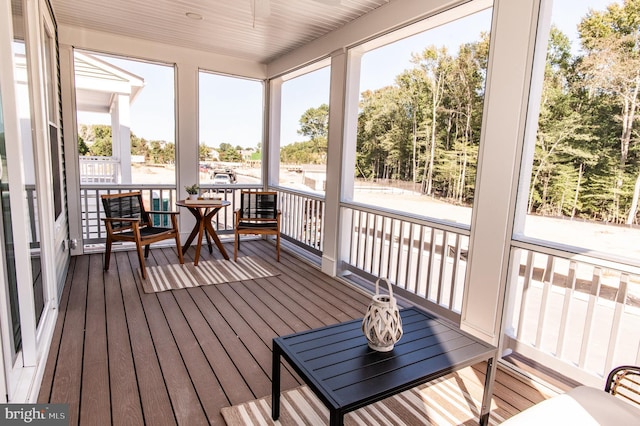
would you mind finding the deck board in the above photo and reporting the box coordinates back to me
[38,239,556,425]
[50,253,89,425]
[80,254,110,425]
[116,250,175,425]
[126,249,209,425]
[104,251,144,425]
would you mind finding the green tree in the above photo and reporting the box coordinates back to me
[78,135,89,155]
[411,46,453,195]
[529,27,591,215]
[578,0,640,223]
[298,104,329,157]
[357,87,402,180]
[131,134,149,159]
[218,143,242,162]
[199,143,212,161]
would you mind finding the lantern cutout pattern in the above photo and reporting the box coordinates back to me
[361,278,403,352]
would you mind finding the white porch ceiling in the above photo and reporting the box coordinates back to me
[45,0,390,64]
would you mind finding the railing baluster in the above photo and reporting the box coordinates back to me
[579,267,601,368]
[394,220,404,288]
[535,255,554,349]
[363,211,371,273]
[556,260,577,358]
[516,250,535,340]
[425,228,437,302]
[604,273,627,374]
[436,230,450,307]
[348,208,355,265]
[449,233,462,312]
[356,210,364,269]
[378,216,387,278]
[404,223,415,292]
[386,219,395,282]
[319,201,325,251]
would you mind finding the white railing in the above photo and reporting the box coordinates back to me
[504,241,640,387]
[276,187,325,254]
[341,202,470,322]
[79,156,119,183]
[79,184,324,256]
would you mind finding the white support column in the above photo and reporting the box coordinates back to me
[59,43,84,255]
[460,0,539,346]
[176,63,199,236]
[267,78,282,187]
[321,49,349,276]
[110,93,132,183]
[337,49,364,272]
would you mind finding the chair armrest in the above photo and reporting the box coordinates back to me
[146,210,180,215]
[102,217,140,223]
[605,365,640,406]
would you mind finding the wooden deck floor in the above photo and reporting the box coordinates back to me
[37,239,558,425]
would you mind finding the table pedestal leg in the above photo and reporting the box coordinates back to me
[181,207,201,254]
[194,216,206,266]
[204,215,229,260]
[182,222,200,255]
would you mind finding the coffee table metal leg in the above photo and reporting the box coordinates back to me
[272,343,281,420]
[329,409,344,426]
[479,357,496,425]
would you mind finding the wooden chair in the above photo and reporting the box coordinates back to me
[234,191,281,261]
[101,191,184,279]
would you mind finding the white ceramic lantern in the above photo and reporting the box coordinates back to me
[361,278,403,352]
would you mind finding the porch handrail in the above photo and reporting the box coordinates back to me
[512,236,640,275]
[341,200,471,236]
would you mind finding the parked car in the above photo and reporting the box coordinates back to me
[210,168,237,183]
[212,173,232,192]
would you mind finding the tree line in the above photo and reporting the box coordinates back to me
[343,1,640,224]
[79,125,246,163]
[78,124,176,164]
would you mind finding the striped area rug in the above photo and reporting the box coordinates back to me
[221,376,504,426]
[140,256,279,293]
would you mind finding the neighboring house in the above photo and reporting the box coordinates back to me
[74,52,144,184]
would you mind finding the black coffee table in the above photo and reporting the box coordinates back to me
[272,307,496,426]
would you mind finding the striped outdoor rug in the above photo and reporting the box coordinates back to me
[221,376,503,425]
[139,256,279,293]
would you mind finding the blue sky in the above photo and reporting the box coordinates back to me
[77,0,619,149]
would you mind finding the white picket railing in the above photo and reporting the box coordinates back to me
[79,156,120,183]
[504,241,640,387]
[340,202,470,322]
